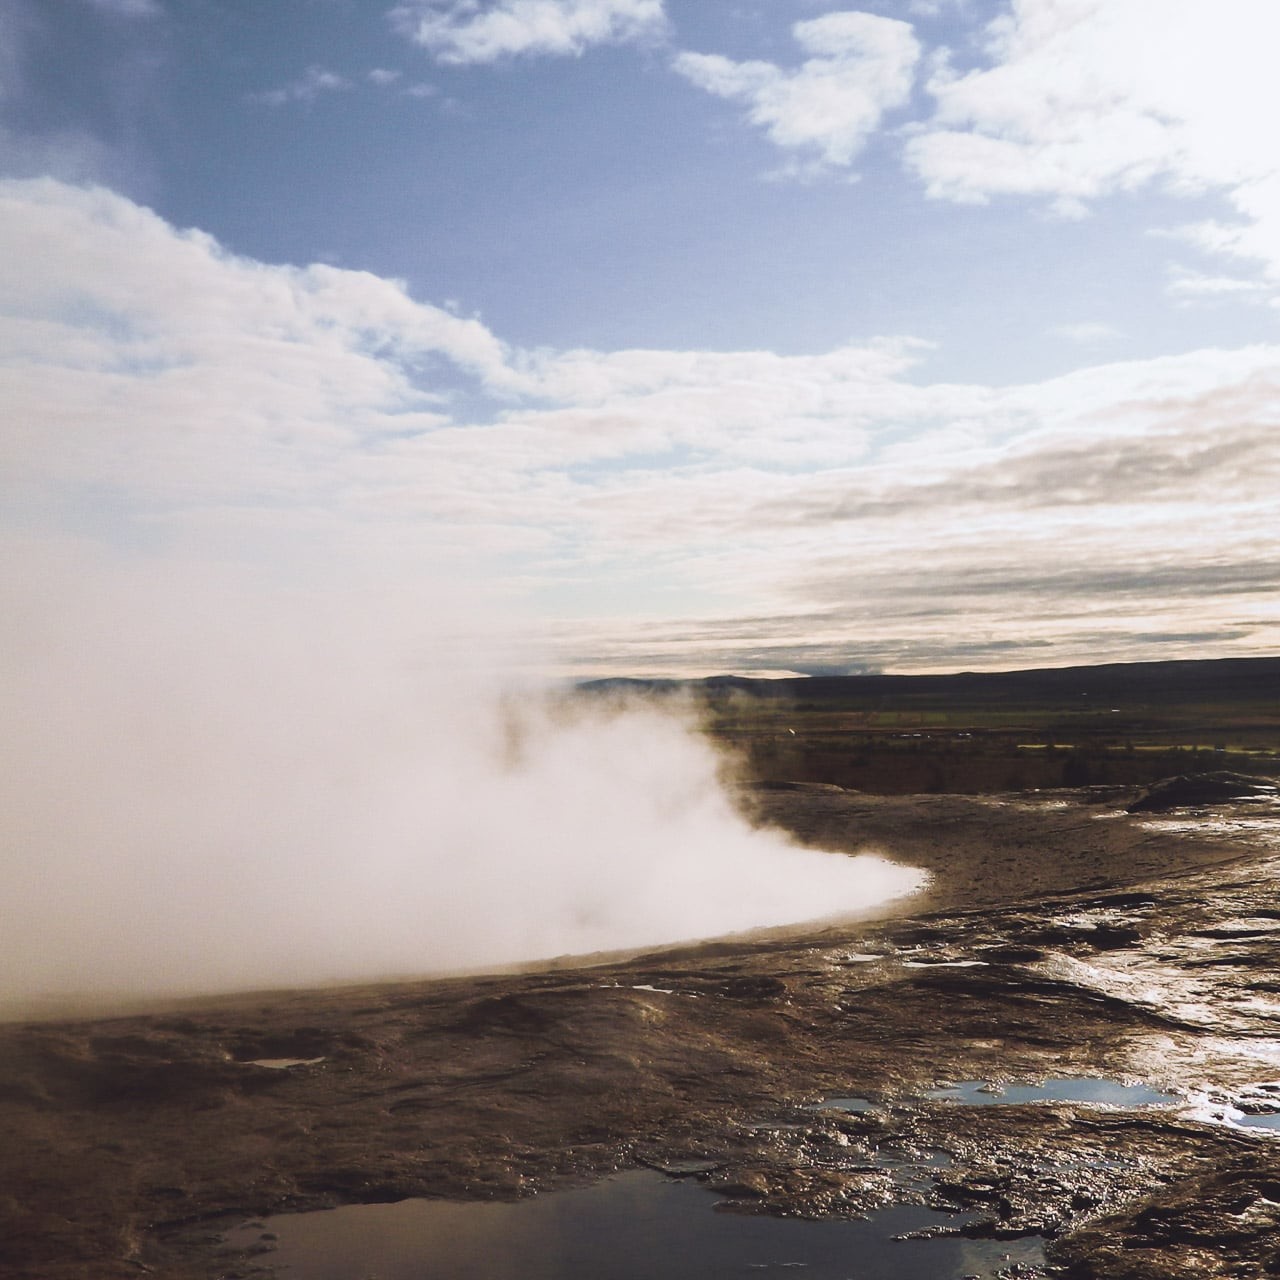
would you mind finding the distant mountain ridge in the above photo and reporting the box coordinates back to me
[578,656,1280,706]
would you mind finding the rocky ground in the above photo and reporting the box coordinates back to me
[4,782,1280,1278]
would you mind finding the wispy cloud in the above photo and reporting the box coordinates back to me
[0,123,120,184]
[248,65,352,107]
[392,0,667,65]
[363,68,441,99]
[0,1,139,187]
[673,11,919,176]
[1166,265,1272,303]
[84,0,163,17]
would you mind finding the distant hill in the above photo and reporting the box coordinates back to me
[578,656,1280,710]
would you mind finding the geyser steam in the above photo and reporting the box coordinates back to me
[1,550,923,1013]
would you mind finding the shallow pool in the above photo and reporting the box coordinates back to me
[226,1170,1045,1279]
[926,1078,1179,1108]
[1239,1111,1280,1131]
[816,1076,1179,1115]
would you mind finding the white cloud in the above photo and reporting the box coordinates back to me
[368,67,403,85]
[905,0,1280,286]
[1166,265,1271,303]
[248,65,352,107]
[673,11,920,174]
[4,178,1278,676]
[0,178,514,553]
[392,0,666,65]
[0,122,121,184]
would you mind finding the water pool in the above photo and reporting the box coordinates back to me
[225,1170,1045,1279]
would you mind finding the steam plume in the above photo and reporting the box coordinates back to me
[0,543,923,1014]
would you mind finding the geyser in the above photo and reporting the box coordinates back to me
[0,551,923,1014]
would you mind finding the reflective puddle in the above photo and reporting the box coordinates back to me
[1230,1083,1280,1131]
[1239,1112,1280,1130]
[927,1078,1179,1108]
[243,1056,325,1070]
[817,1076,1178,1114]
[813,1095,877,1112]
[225,1171,1045,1279]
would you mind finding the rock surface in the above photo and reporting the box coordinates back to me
[1124,771,1280,813]
[3,787,1280,1278]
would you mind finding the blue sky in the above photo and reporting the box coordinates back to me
[3,0,1279,675]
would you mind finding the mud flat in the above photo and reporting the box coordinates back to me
[4,785,1280,1278]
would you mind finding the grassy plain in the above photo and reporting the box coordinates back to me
[589,656,1280,795]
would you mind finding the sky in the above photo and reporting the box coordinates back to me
[3,0,1279,677]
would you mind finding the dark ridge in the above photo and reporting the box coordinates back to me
[578,656,1280,708]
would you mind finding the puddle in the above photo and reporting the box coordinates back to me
[813,1095,877,1112]
[1238,1113,1280,1131]
[1228,1082,1280,1130]
[600,984,684,996]
[926,1078,1178,1108]
[224,1170,1044,1279]
[816,1077,1178,1115]
[243,1056,325,1070]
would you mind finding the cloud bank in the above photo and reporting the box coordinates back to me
[3,176,1278,680]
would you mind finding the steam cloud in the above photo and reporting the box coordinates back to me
[1,543,924,1016]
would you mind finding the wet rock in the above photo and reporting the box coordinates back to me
[894,1224,963,1240]
[978,945,1049,964]
[1023,924,1142,951]
[3,789,1280,1278]
[710,976,789,1002]
[713,1170,771,1199]
[226,1026,336,1062]
[751,781,849,794]
[1078,894,1158,911]
[453,993,566,1034]
[1049,1159,1280,1278]
[638,1156,723,1178]
[1125,772,1279,813]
